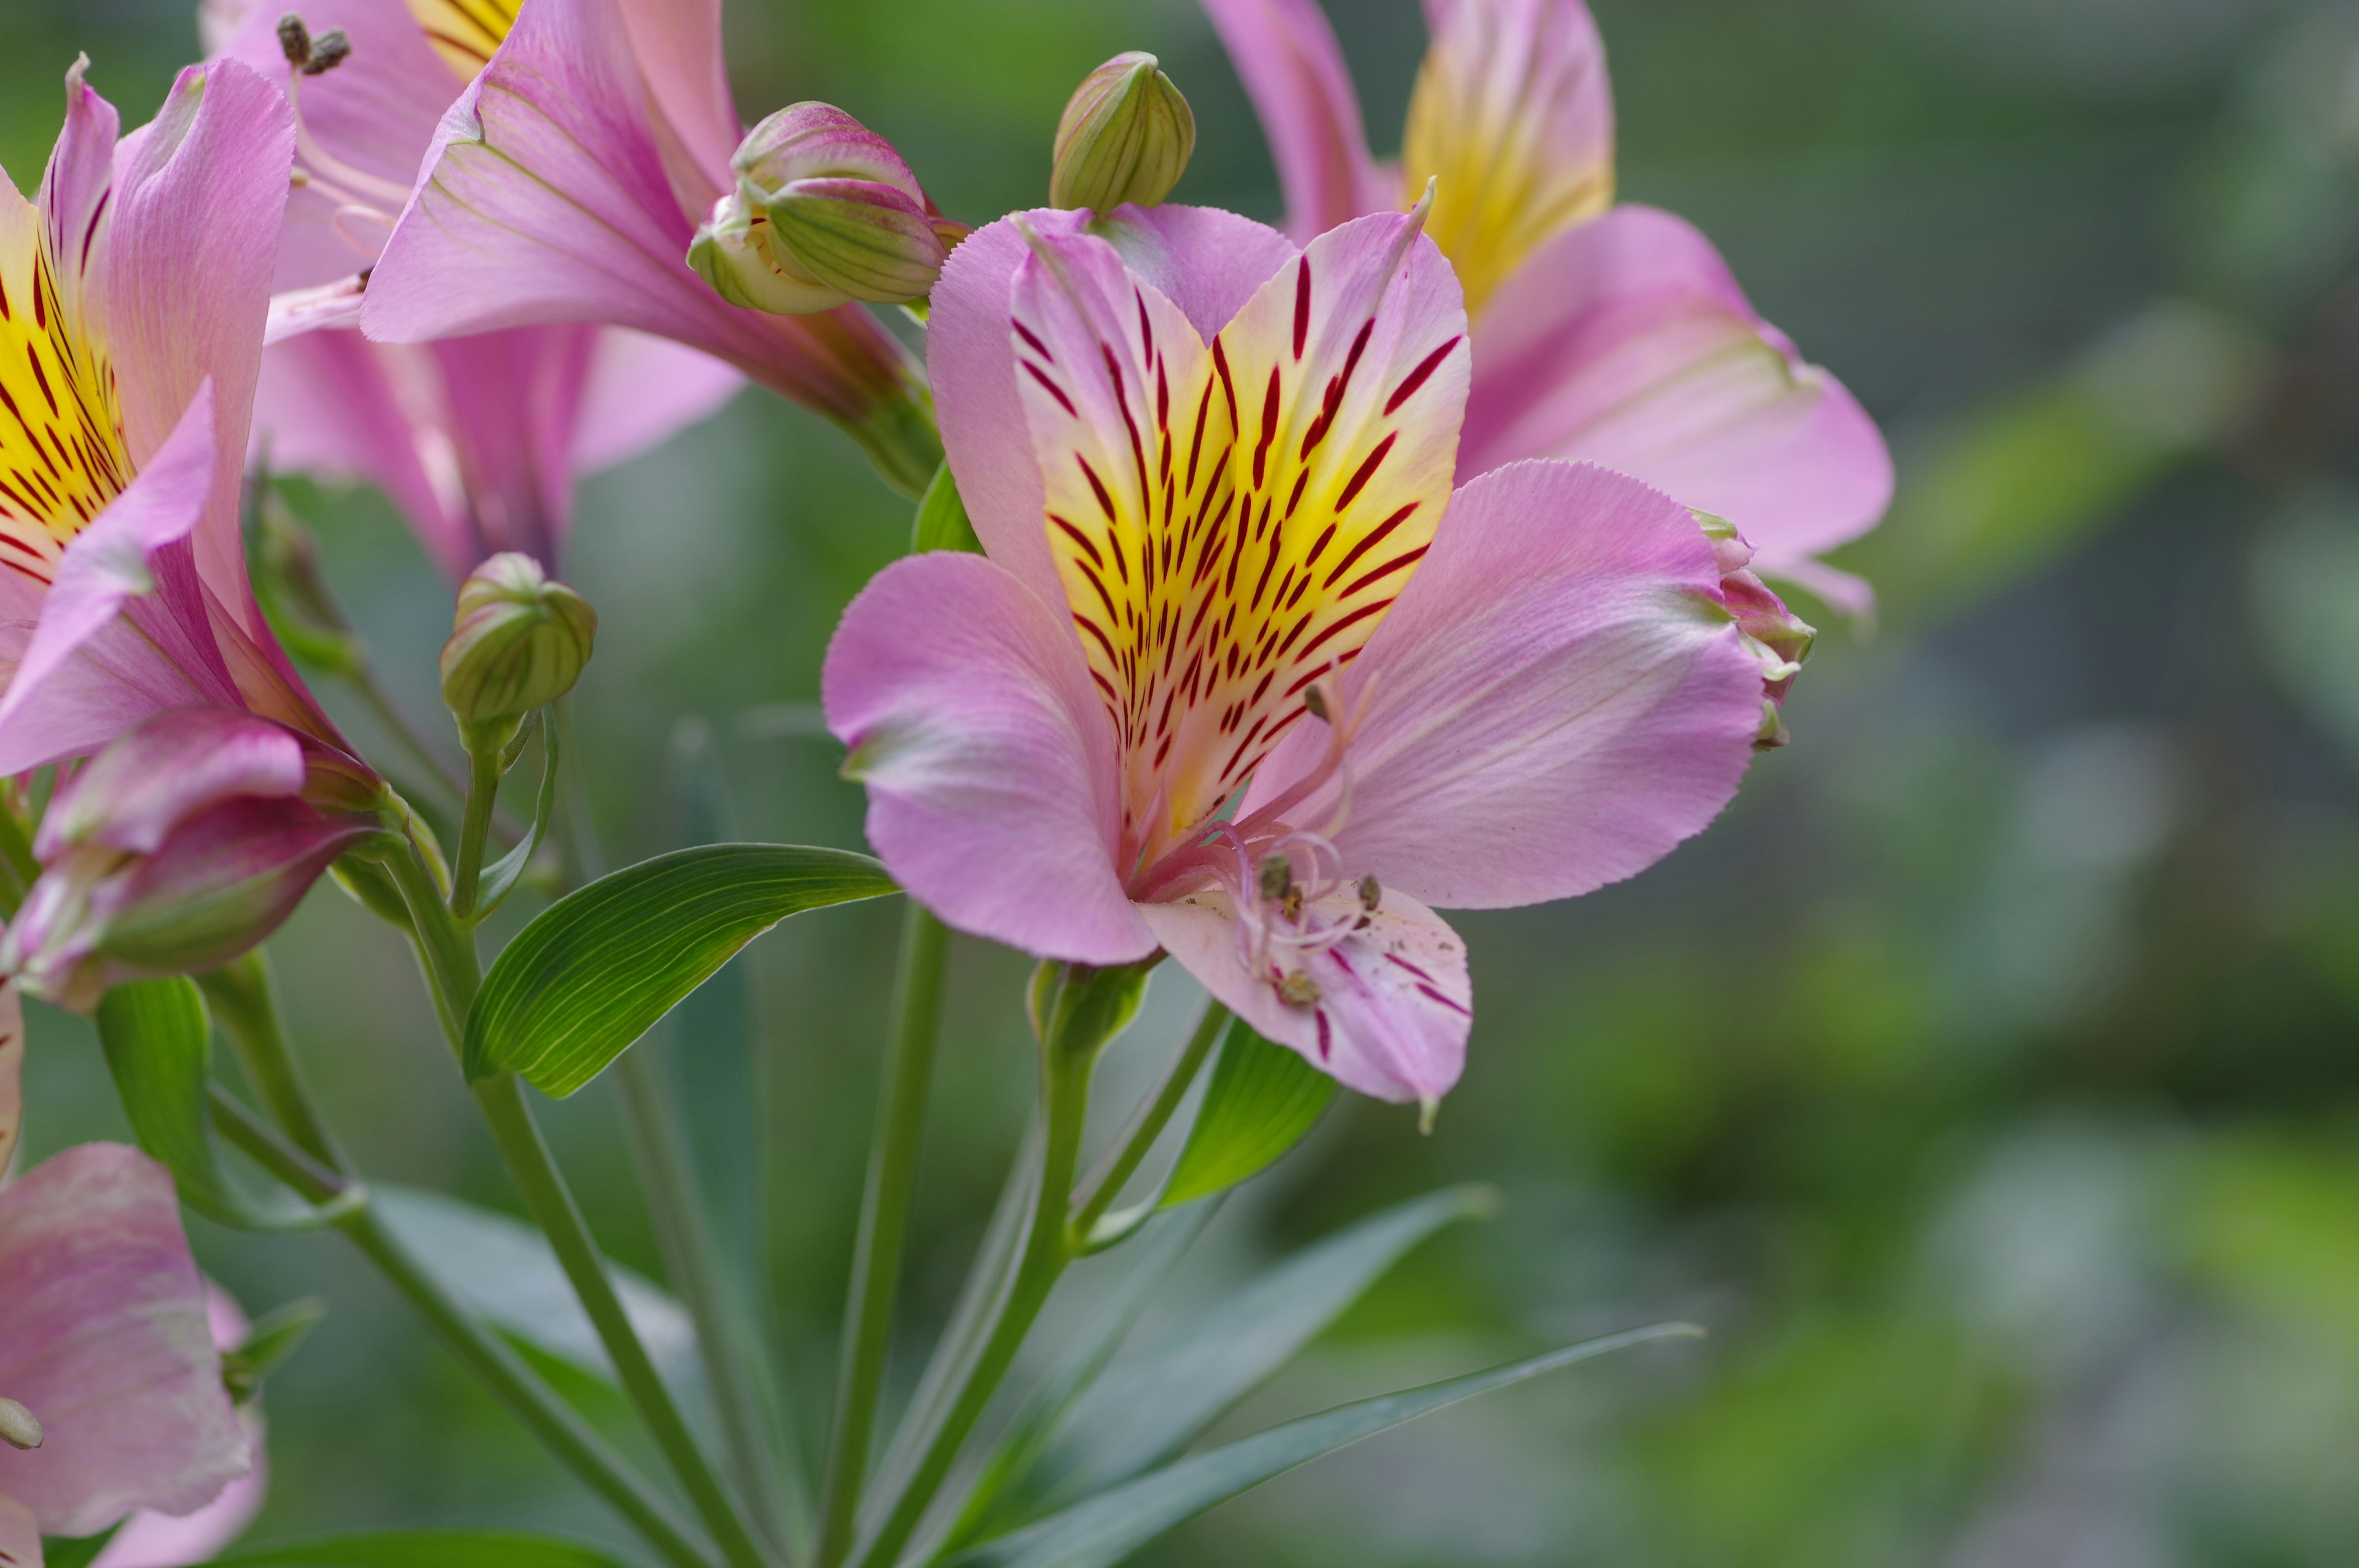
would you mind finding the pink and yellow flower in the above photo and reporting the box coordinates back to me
[1200,0,1892,609]
[825,203,1801,1105]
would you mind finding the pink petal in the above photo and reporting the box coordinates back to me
[89,1286,265,1568]
[1087,205,1301,340]
[40,58,119,303]
[1459,205,1893,565]
[104,58,294,632]
[212,0,456,289]
[426,326,603,571]
[1198,0,1390,240]
[36,708,307,859]
[1250,459,1765,910]
[616,0,740,214]
[0,389,227,777]
[1141,884,1470,1103]
[359,0,917,431]
[822,553,1153,965]
[571,329,742,474]
[0,1494,36,1568]
[0,1145,250,1537]
[0,981,21,1177]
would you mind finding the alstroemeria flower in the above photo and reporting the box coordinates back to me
[825,204,1792,1104]
[203,0,742,579]
[1199,0,1891,608]
[0,60,375,806]
[354,0,944,496]
[0,978,253,1558]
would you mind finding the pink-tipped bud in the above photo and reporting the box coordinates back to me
[1050,52,1195,213]
[1,709,381,1011]
[689,103,948,311]
[440,552,598,731]
[1695,513,1816,749]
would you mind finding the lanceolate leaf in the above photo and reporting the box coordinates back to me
[95,979,359,1231]
[940,1324,1701,1568]
[209,1531,638,1567]
[463,843,896,1094]
[992,1185,1494,1528]
[1160,1018,1336,1208]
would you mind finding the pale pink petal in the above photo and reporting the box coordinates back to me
[1460,205,1893,564]
[616,0,739,214]
[0,980,22,1178]
[1760,554,1875,622]
[571,329,742,474]
[40,58,119,305]
[1198,0,1390,240]
[426,326,601,571]
[0,389,228,777]
[0,1494,37,1568]
[213,0,456,289]
[822,553,1154,965]
[263,275,367,343]
[1140,884,1470,1103]
[1250,459,1764,910]
[359,0,917,433]
[103,58,294,625]
[0,1145,250,1537]
[90,1286,265,1568]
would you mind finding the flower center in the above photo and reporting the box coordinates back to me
[0,212,129,584]
[405,0,524,81]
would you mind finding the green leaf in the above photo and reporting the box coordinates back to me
[982,1185,1493,1532]
[941,1324,1700,1568]
[472,709,561,918]
[221,1296,326,1405]
[209,1531,638,1567]
[463,843,896,1094]
[374,1185,699,1394]
[912,461,984,553]
[1161,1018,1335,1208]
[38,1525,119,1568]
[95,980,359,1231]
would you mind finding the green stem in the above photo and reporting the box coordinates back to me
[816,903,952,1567]
[618,1047,802,1558]
[849,967,1104,1568]
[199,953,344,1169]
[343,661,470,809]
[206,1086,718,1568]
[1067,1001,1229,1245]
[450,733,503,921]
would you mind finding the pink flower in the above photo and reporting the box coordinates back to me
[203,0,742,579]
[0,59,371,787]
[90,1286,269,1568]
[0,978,254,1558]
[824,204,1794,1106]
[1199,0,1892,610]
[353,0,942,496]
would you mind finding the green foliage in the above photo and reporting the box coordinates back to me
[911,461,985,553]
[94,980,356,1231]
[209,1532,638,1567]
[221,1296,327,1405]
[463,843,897,1094]
[1160,1018,1336,1209]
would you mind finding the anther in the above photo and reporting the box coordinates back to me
[1302,685,1329,722]
[276,13,313,68]
[1277,970,1321,1005]
[1258,853,1293,902]
[1281,884,1304,921]
[301,28,351,74]
[1358,873,1381,912]
[0,1397,43,1451]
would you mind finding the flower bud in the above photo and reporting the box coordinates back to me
[689,103,948,312]
[2,710,381,1011]
[1695,513,1815,749]
[1050,53,1195,213]
[439,552,598,730]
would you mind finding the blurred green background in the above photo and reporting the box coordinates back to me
[14,0,2359,1562]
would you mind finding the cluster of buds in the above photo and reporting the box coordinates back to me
[0,711,386,1012]
[439,552,598,747]
[1696,513,1817,749]
[1049,52,1196,213]
[690,104,962,314]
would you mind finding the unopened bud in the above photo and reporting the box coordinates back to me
[276,12,311,67]
[301,27,350,74]
[439,553,597,729]
[1694,513,1815,751]
[1050,52,1195,213]
[0,1398,41,1450]
[690,103,947,312]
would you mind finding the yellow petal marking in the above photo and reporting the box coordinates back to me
[1014,220,1468,875]
[1401,0,1614,313]
[0,185,128,588]
[405,0,524,82]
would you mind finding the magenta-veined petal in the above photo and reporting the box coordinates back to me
[1460,205,1893,564]
[1198,0,1389,240]
[35,708,306,859]
[213,0,455,290]
[1142,884,1470,1104]
[104,58,293,625]
[0,1144,250,1538]
[823,552,1154,965]
[572,329,742,474]
[40,58,119,310]
[1249,459,1764,910]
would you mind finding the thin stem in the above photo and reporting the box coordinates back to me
[207,1088,718,1568]
[342,663,469,808]
[1067,1001,1229,1245]
[450,733,504,920]
[619,1047,802,1558]
[816,903,952,1567]
[849,977,1100,1568]
[200,953,345,1169]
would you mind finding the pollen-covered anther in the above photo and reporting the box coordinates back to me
[276,12,313,67]
[301,27,352,75]
[1257,852,1293,903]
[1277,970,1322,1006]
[1358,872,1381,911]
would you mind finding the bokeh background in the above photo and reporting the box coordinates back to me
[12,0,2359,1561]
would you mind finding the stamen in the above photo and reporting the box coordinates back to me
[277,18,415,214]
[1358,872,1380,911]
[1277,971,1321,1005]
[301,28,352,74]
[0,1397,42,1451]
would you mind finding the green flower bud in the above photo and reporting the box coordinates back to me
[1050,52,1196,213]
[439,553,597,730]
